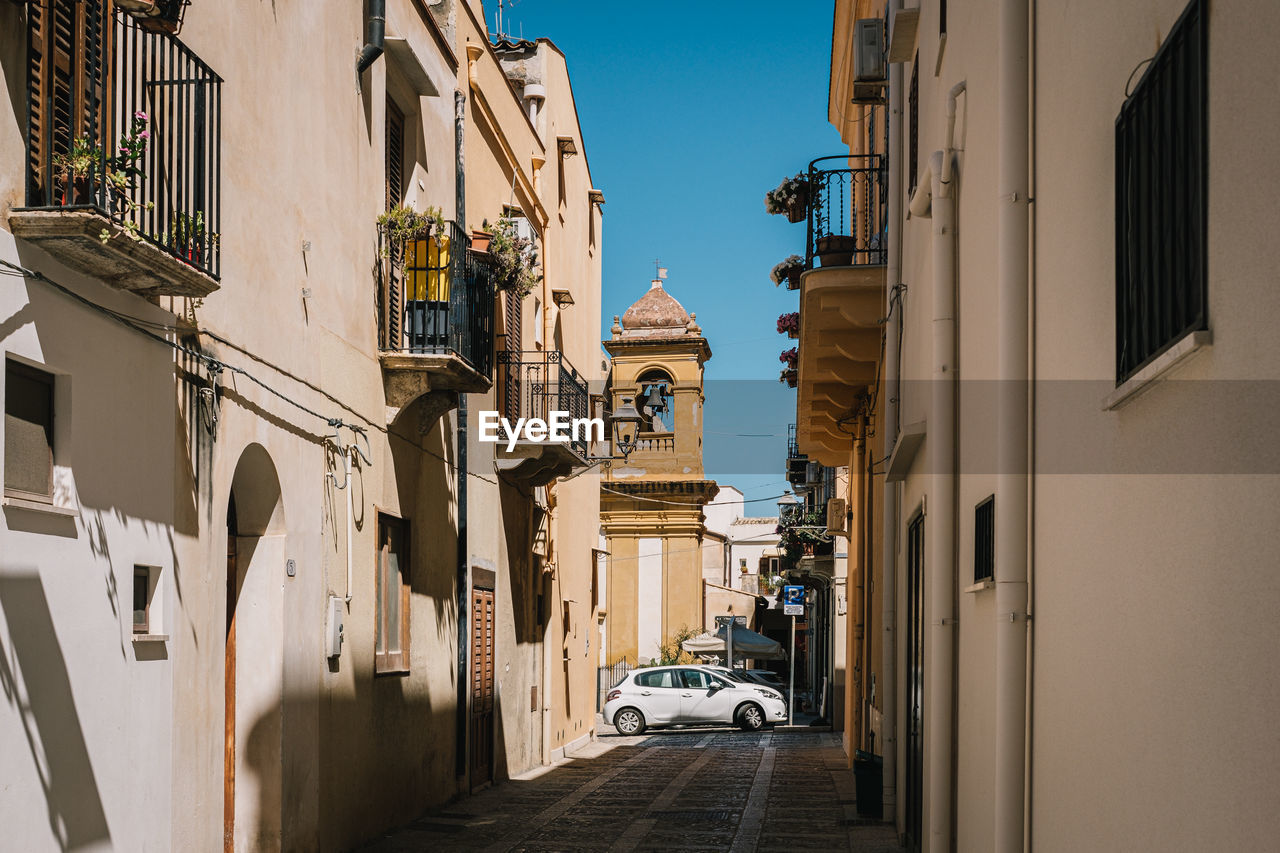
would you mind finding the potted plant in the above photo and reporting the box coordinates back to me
[777,312,800,338]
[815,234,857,267]
[780,367,798,388]
[764,172,809,223]
[484,217,540,299]
[770,254,804,290]
[780,347,798,369]
[377,204,444,259]
[165,210,219,265]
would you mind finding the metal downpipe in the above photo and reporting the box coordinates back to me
[882,0,905,825]
[926,148,956,853]
[356,0,386,77]
[995,0,1031,847]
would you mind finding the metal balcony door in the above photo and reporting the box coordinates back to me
[470,586,495,787]
[904,512,925,852]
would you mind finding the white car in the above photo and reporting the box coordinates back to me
[603,665,788,735]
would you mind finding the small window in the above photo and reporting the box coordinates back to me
[5,358,55,501]
[1115,0,1207,383]
[133,567,151,634]
[974,496,994,583]
[375,512,411,673]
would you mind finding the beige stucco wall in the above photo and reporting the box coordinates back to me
[1,1,604,850]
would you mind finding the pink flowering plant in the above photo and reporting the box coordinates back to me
[779,347,799,369]
[777,312,800,336]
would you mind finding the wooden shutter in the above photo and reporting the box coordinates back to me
[26,0,113,205]
[382,100,405,348]
[502,291,522,418]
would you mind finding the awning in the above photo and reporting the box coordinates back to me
[681,626,786,660]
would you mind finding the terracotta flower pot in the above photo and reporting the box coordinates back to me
[816,235,857,267]
[785,188,808,223]
[470,230,492,254]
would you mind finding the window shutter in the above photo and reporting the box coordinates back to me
[503,291,523,418]
[26,0,113,206]
[383,100,405,349]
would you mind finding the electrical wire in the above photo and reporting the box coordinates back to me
[2,258,367,439]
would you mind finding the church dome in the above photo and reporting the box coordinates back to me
[620,280,691,338]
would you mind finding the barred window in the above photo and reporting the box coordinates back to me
[1115,0,1207,383]
[974,496,994,584]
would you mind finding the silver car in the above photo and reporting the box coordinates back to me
[602,665,788,735]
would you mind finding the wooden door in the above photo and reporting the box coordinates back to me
[470,586,495,786]
[224,497,238,853]
[904,512,925,852]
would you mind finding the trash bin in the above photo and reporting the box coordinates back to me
[853,749,883,819]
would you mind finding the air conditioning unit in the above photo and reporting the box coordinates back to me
[852,18,887,104]
[805,461,824,486]
[786,454,810,486]
[826,498,849,537]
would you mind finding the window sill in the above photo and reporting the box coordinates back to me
[132,634,169,643]
[2,495,79,517]
[1104,330,1212,410]
[964,580,994,593]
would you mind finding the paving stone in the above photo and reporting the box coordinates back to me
[356,730,895,852]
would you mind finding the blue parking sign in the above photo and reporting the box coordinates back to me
[782,585,805,616]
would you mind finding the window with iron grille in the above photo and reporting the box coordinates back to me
[974,495,994,583]
[908,55,919,196]
[1115,0,1206,383]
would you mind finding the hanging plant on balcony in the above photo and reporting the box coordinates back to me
[377,204,445,260]
[764,172,809,223]
[779,346,798,369]
[777,312,800,338]
[769,254,804,290]
[484,217,541,299]
[780,367,798,388]
[165,210,219,265]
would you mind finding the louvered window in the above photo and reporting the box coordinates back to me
[1115,0,1207,383]
[26,0,113,207]
[502,291,523,419]
[381,100,405,349]
[907,55,919,197]
[974,495,994,583]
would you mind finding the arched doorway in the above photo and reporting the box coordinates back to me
[224,444,284,853]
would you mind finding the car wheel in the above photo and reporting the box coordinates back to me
[614,707,646,735]
[738,703,765,732]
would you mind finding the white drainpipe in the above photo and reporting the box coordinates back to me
[882,0,904,827]
[995,0,1031,848]
[909,79,966,853]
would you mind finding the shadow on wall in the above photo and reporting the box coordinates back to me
[0,570,112,851]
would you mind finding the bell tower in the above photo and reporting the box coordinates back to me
[600,278,718,665]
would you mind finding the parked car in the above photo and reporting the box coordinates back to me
[710,666,791,707]
[603,665,787,735]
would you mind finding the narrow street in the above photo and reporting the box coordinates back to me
[359,728,899,853]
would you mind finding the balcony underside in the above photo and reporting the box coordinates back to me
[495,441,589,486]
[793,554,837,582]
[795,264,886,467]
[9,209,219,298]
[381,352,491,424]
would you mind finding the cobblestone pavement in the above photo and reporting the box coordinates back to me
[357,727,900,852]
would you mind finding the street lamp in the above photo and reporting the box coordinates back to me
[609,396,642,459]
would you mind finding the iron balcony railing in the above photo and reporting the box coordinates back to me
[378,220,496,378]
[495,350,591,456]
[805,154,887,270]
[24,3,223,278]
[786,423,809,488]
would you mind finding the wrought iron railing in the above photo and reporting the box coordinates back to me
[378,221,495,378]
[805,154,887,270]
[23,3,223,278]
[495,350,590,456]
[786,423,809,488]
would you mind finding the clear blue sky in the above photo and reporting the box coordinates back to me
[506,1,843,501]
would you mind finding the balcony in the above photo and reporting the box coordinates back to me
[9,5,222,298]
[493,350,591,485]
[378,222,495,422]
[796,155,887,466]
